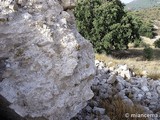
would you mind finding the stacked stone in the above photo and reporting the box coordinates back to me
[72,60,160,120]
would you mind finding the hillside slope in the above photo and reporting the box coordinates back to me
[130,7,160,35]
[126,0,160,10]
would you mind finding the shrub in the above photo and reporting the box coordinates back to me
[154,39,160,48]
[134,40,149,48]
[139,22,154,38]
[143,47,153,60]
[133,39,142,48]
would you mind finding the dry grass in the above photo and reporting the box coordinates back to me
[147,71,160,80]
[129,36,155,48]
[141,37,155,47]
[95,48,160,80]
[100,97,148,120]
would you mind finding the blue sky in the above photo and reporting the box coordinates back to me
[120,0,134,4]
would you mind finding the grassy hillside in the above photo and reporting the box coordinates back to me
[126,0,160,10]
[130,7,160,35]
[130,7,160,21]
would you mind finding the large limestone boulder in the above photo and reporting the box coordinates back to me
[0,0,95,120]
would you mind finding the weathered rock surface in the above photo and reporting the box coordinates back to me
[0,0,95,120]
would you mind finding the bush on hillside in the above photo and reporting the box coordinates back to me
[133,39,149,48]
[154,39,160,48]
[139,22,154,38]
[133,39,142,48]
[143,47,153,60]
[74,0,141,54]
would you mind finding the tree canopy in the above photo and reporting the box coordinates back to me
[74,0,142,54]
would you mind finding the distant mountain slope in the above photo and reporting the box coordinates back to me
[130,7,160,21]
[130,7,160,34]
[126,0,160,10]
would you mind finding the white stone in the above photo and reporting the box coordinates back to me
[132,71,136,76]
[116,82,124,91]
[94,118,99,120]
[142,70,147,77]
[95,60,100,66]
[97,61,105,70]
[107,74,116,84]
[100,79,107,85]
[109,66,114,71]
[102,83,108,89]
[86,105,92,113]
[141,86,149,92]
[146,92,152,99]
[140,106,153,114]
[115,91,128,99]
[102,115,111,120]
[100,93,108,99]
[92,78,99,86]
[118,64,128,71]
[17,0,27,6]
[85,115,93,120]
[122,98,134,106]
[0,1,95,120]
[22,12,32,20]
[156,86,160,94]
[116,76,126,84]
[115,64,132,79]
[125,70,132,79]
[93,107,105,115]
[137,93,144,99]
[125,82,132,88]
[132,87,141,93]
[151,92,159,99]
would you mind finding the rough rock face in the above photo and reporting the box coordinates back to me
[0,0,95,120]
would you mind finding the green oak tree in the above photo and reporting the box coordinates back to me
[74,0,141,54]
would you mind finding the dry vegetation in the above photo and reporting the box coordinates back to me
[100,97,148,120]
[95,47,160,80]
